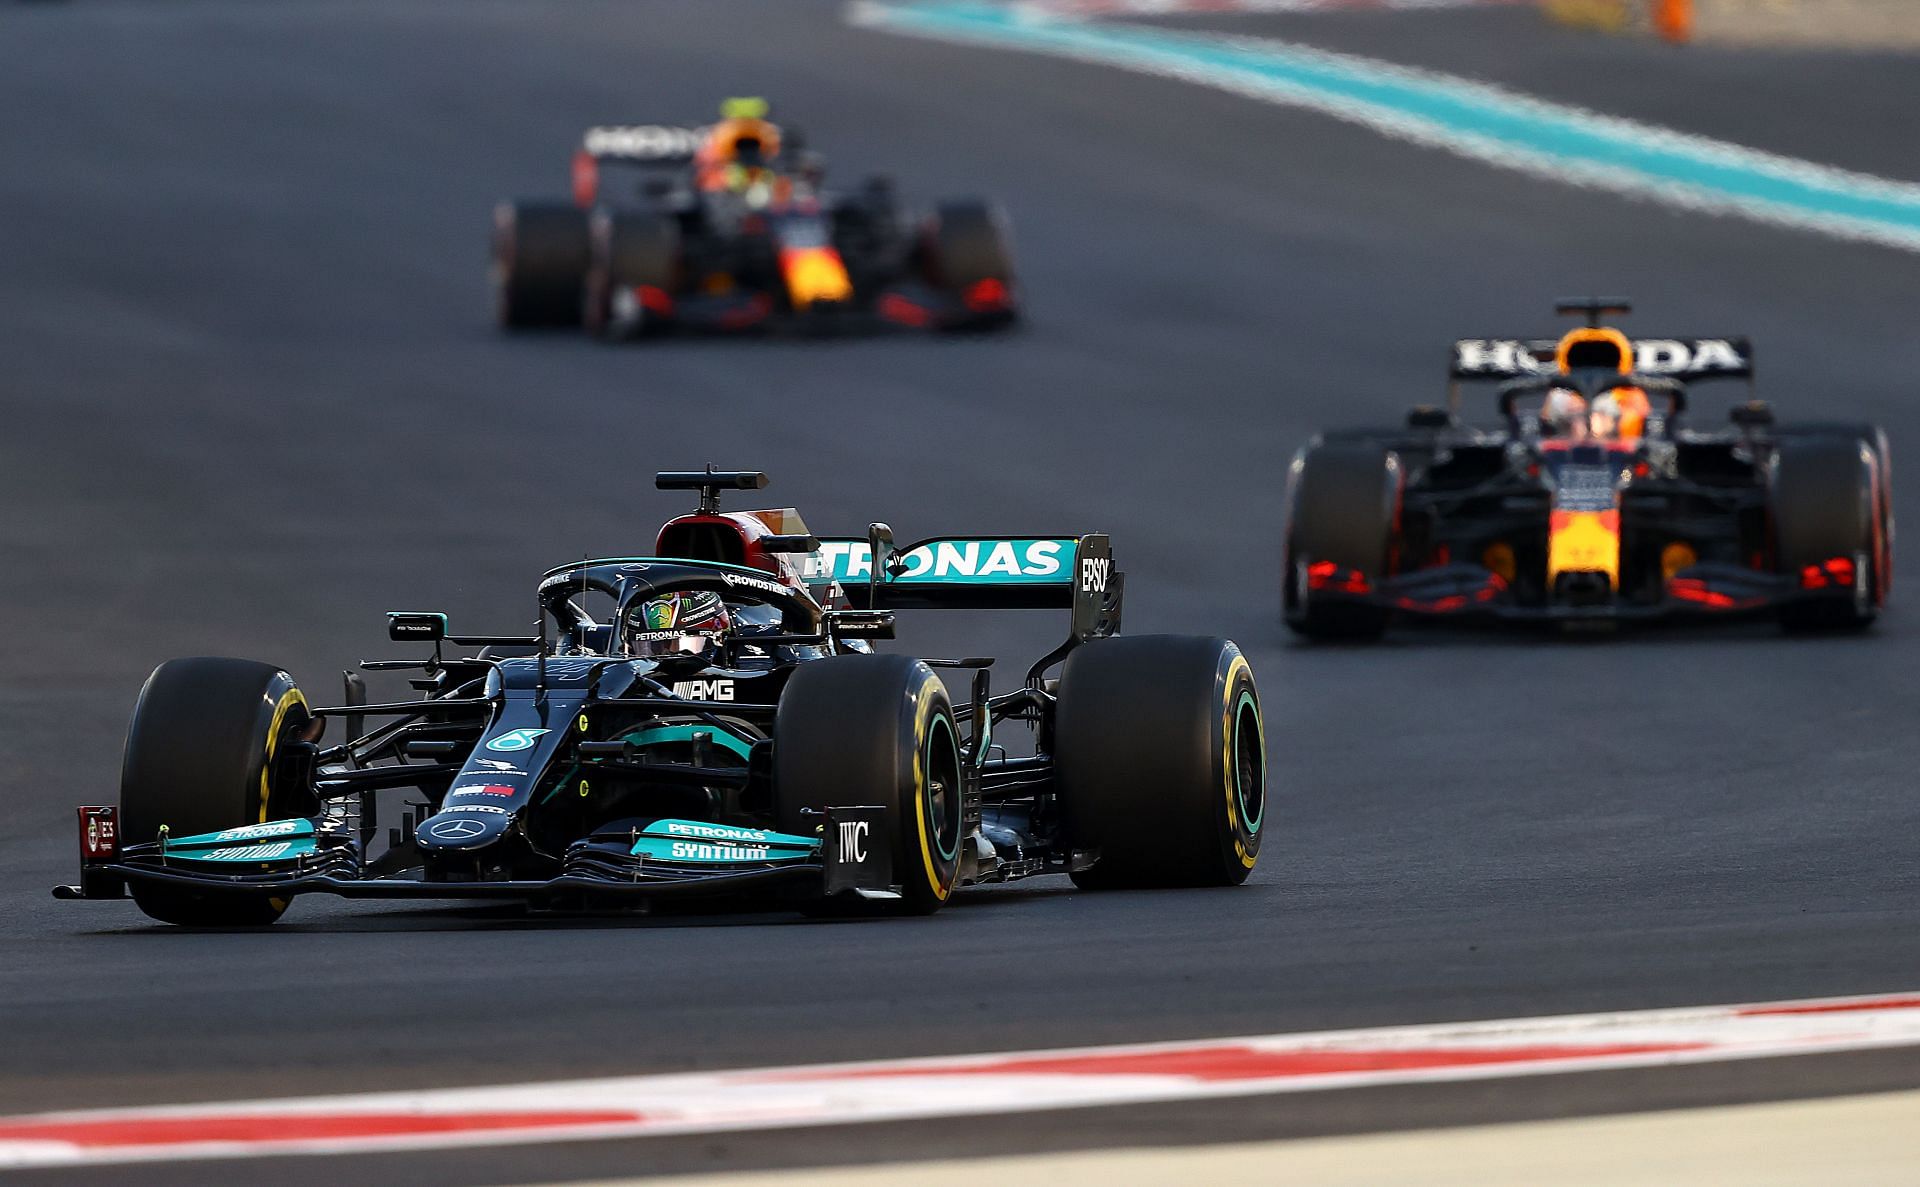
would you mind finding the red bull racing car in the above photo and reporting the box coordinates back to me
[1283,300,1893,639]
[491,99,1018,338]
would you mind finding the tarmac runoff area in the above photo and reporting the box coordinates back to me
[562,1088,1920,1187]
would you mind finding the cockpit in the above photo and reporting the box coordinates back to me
[538,559,822,667]
[1537,326,1654,443]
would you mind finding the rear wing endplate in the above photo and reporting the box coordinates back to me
[802,530,1122,640]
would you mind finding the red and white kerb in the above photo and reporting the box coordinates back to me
[4,990,1920,1168]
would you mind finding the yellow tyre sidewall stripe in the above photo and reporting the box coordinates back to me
[259,684,308,914]
[259,686,308,824]
[911,676,953,901]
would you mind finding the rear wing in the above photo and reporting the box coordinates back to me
[1450,337,1754,379]
[581,125,704,163]
[1448,336,1755,409]
[801,529,1121,639]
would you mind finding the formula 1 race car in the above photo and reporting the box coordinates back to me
[58,471,1263,926]
[491,99,1018,338]
[1283,300,1892,639]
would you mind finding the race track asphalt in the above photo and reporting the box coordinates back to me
[2,2,1918,1182]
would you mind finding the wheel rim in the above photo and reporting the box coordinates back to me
[924,714,962,862]
[1231,691,1265,837]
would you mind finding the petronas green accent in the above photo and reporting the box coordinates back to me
[159,819,318,863]
[628,819,816,863]
[620,724,755,761]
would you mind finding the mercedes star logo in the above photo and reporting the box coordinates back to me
[428,817,488,841]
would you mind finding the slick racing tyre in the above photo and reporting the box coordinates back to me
[492,202,590,328]
[584,210,681,341]
[120,658,315,926]
[1775,422,1894,599]
[1056,636,1264,890]
[774,655,963,915]
[921,199,1016,329]
[1283,442,1400,641]
[1771,434,1890,632]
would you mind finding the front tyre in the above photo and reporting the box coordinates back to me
[120,658,313,926]
[1771,434,1888,632]
[491,202,590,329]
[774,655,963,914]
[1056,636,1265,889]
[920,199,1017,330]
[1283,442,1399,641]
[584,210,681,341]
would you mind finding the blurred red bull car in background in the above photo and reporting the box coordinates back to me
[492,98,1018,339]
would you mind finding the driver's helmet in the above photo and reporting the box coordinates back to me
[1540,388,1588,439]
[627,590,732,658]
[1589,393,1623,440]
[1589,389,1651,440]
[697,101,782,194]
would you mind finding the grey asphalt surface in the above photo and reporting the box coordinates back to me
[3,1,1919,1182]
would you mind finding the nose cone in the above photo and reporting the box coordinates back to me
[1548,509,1621,589]
[415,808,510,851]
[779,245,853,309]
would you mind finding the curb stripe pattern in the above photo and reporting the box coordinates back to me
[848,2,1920,252]
[5,991,1920,1168]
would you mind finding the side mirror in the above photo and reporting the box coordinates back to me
[1407,405,1453,430]
[867,522,900,578]
[761,534,822,555]
[1730,401,1774,429]
[387,612,448,643]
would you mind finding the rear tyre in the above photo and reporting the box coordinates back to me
[120,658,313,926]
[1283,442,1400,641]
[584,210,681,341]
[491,202,590,328]
[921,199,1016,329]
[1056,636,1264,889]
[774,655,963,915]
[1772,435,1888,632]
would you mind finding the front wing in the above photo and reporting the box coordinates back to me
[54,807,898,907]
[1295,557,1871,623]
[614,277,1014,335]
